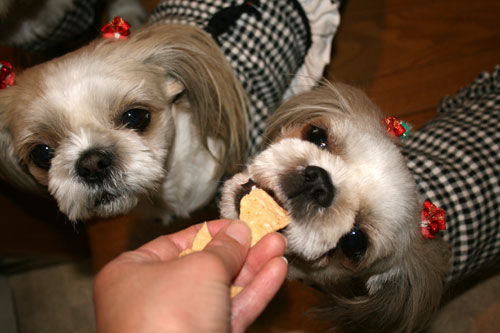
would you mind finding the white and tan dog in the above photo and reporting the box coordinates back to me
[0,0,340,222]
[0,24,247,222]
[221,81,500,332]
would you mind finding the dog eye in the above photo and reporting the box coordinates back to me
[306,125,327,149]
[340,226,367,260]
[30,144,54,170]
[121,108,151,132]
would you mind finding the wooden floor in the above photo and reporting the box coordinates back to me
[327,0,500,128]
[1,0,500,332]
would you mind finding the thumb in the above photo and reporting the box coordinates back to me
[203,220,251,279]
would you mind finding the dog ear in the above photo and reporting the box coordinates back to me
[163,77,184,103]
[128,24,249,176]
[0,104,41,193]
[368,237,450,331]
[323,235,451,332]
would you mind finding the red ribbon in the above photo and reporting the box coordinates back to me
[101,16,131,41]
[382,116,406,138]
[0,61,15,89]
[420,200,446,239]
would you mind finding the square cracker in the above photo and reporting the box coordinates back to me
[239,188,289,246]
[179,187,289,297]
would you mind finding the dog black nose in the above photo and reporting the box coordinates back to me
[282,165,335,211]
[302,166,335,207]
[76,149,114,184]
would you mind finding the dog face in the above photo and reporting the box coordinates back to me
[1,41,178,220]
[0,24,247,221]
[222,83,420,283]
[221,84,450,331]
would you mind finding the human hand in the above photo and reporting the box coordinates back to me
[93,219,288,333]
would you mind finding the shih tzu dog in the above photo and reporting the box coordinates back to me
[220,80,500,332]
[0,0,340,222]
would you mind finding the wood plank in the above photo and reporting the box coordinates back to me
[367,51,500,118]
[328,0,500,121]
[248,280,337,332]
[0,181,89,260]
[329,0,500,80]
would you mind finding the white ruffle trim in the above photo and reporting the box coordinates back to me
[284,0,341,99]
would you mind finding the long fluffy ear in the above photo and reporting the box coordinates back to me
[323,236,451,332]
[123,24,249,176]
[0,95,42,193]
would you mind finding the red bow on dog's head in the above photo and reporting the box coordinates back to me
[420,200,446,239]
[101,16,131,41]
[0,61,15,89]
[382,116,411,139]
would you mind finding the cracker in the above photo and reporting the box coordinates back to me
[179,187,289,298]
[230,286,243,298]
[239,188,289,246]
[179,222,211,257]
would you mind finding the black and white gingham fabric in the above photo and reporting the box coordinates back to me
[15,0,98,51]
[401,66,500,282]
[150,0,312,154]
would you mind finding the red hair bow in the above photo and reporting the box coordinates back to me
[420,200,446,239]
[0,61,15,89]
[382,116,411,139]
[101,16,131,41]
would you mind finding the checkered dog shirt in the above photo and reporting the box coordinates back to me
[6,0,98,52]
[402,66,500,282]
[150,0,341,154]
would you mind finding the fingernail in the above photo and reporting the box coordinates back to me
[225,221,250,246]
[281,256,288,265]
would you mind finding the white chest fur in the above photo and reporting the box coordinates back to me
[162,110,223,218]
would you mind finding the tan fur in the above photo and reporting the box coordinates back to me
[221,83,451,332]
[321,231,450,333]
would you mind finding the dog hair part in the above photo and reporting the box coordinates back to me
[0,23,247,221]
[221,83,451,332]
